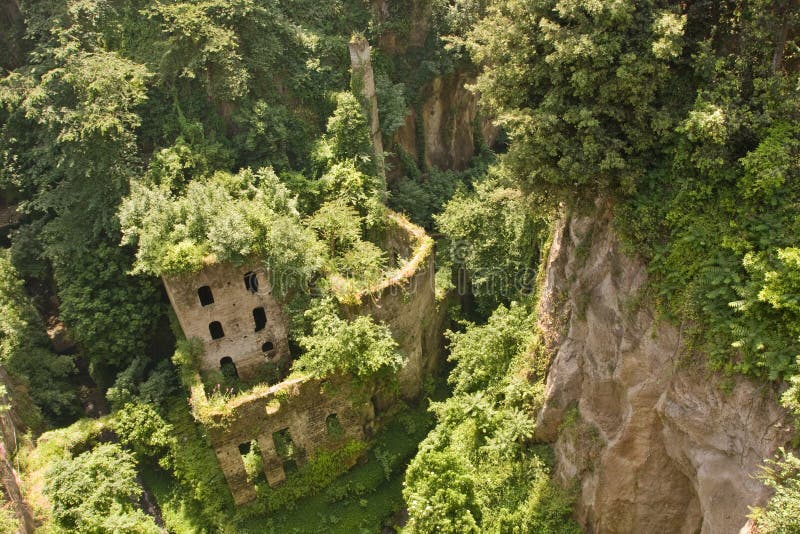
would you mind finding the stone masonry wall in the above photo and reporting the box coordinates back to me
[343,214,441,399]
[163,261,290,381]
[194,213,442,506]
[205,376,371,505]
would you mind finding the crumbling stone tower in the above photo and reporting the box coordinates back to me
[163,261,291,381]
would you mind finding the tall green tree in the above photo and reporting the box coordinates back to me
[46,443,160,534]
[0,251,75,421]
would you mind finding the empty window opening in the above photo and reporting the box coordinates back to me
[209,321,224,339]
[253,307,267,332]
[282,459,298,475]
[220,357,238,380]
[238,440,266,484]
[272,428,297,459]
[262,341,274,353]
[326,414,344,437]
[244,271,259,293]
[197,285,214,306]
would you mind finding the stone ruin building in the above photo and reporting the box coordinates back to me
[164,213,443,505]
[163,262,291,382]
[161,38,444,507]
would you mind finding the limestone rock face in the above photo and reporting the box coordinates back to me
[535,200,792,534]
[388,72,499,179]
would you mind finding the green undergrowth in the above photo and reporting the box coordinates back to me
[402,301,579,533]
[235,406,435,532]
[140,389,439,533]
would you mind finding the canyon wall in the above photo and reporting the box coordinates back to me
[534,200,793,534]
[389,71,498,175]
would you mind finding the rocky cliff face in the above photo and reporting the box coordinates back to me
[389,72,498,175]
[534,201,793,534]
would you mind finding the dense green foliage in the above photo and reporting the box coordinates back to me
[436,173,547,315]
[388,154,491,230]
[459,0,800,523]
[750,449,800,533]
[467,0,800,385]
[46,443,160,533]
[120,166,325,292]
[0,0,376,394]
[0,251,75,422]
[8,0,800,531]
[294,298,403,383]
[404,302,578,533]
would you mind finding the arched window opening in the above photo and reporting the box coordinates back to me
[261,341,274,353]
[253,307,267,331]
[326,414,343,437]
[197,285,214,306]
[220,357,238,379]
[209,321,224,339]
[244,271,259,293]
[272,428,296,459]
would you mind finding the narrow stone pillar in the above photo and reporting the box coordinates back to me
[348,36,385,185]
[256,433,286,487]
[214,444,257,505]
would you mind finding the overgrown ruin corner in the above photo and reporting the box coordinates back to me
[165,212,444,505]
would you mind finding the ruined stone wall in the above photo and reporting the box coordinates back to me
[343,213,441,399]
[204,376,371,505]
[163,262,290,381]
[194,213,442,506]
[349,37,385,180]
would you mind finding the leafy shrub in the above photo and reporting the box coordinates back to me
[54,242,162,375]
[45,443,160,534]
[404,302,578,533]
[323,92,374,167]
[436,177,545,316]
[107,356,178,410]
[120,167,326,296]
[294,299,403,383]
[375,72,408,137]
[0,250,76,422]
[111,403,177,469]
[446,302,532,395]
[405,449,481,534]
[750,450,800,533]
[0,504,18,534]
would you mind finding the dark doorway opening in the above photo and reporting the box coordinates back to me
[244,271,259,293]
[220,357,238,379]
[209,321,224,339]
[253,307,267,331]
[261,341,274,353]
[197,285,214,306]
